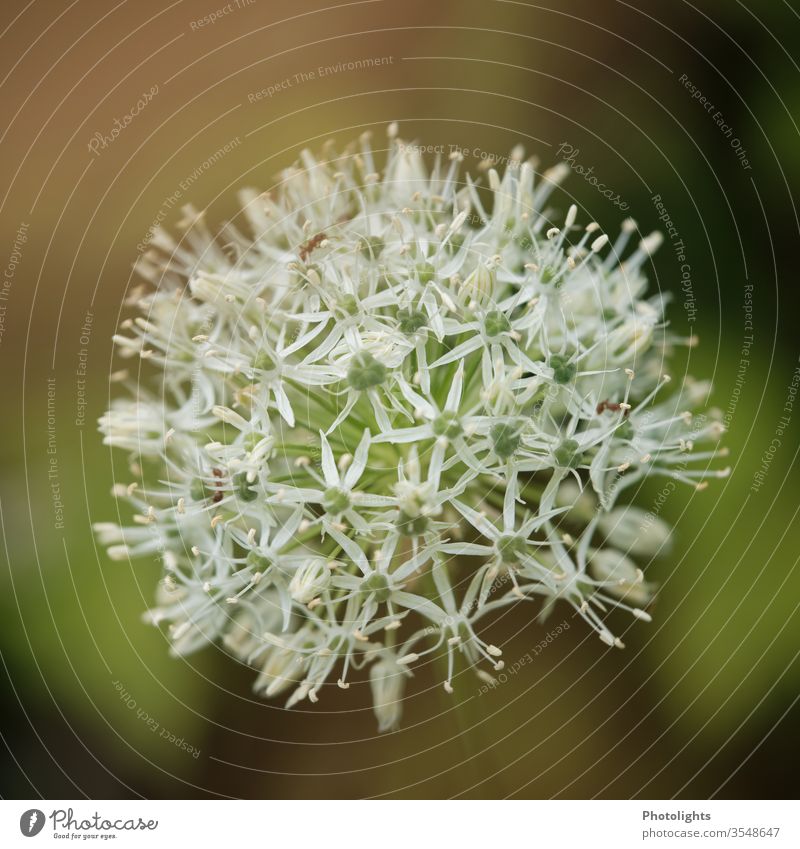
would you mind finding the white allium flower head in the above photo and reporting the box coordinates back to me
[97,126,728,730]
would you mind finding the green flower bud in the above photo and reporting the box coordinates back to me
[397,308,427,335]
[554,438,583,468]
[491,420,524,459]
[497,534,527,565]
[347,351,388,391]
[361,571,392,603]
[550,353,576,384]
[484,310,511,337]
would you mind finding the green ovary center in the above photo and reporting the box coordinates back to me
[323,486,351,514]
[432,411,462,439]
[347,351,388,390]
[361,571,392,602]
[484,310,511,337]
[497,534,528,565]
[554,438,583,468]
[491,420,523,458]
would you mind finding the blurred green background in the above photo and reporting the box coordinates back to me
[1,0,799,799]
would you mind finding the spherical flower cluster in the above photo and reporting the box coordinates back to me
[96,125,727,731]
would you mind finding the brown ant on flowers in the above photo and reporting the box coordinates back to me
[596,399,630,417]
[211,468,225,503]
[298,232,327,261]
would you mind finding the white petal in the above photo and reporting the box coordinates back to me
[327,526,370,574]
[444,361,465,412]
[344,428,371,489]
[372,425,431,445]
[429,336,483,370]
[272,384,295,428]
[273,506,304,550]
[319,430,339,486]
[439,543,494,556]
[450,499,499,540]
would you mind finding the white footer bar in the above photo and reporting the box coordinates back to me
[1,799,796,847]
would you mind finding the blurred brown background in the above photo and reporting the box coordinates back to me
[1,0,799,799]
